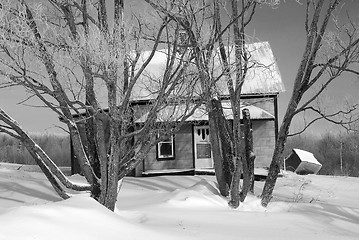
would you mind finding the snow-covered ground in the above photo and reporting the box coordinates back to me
[0,166,359,240]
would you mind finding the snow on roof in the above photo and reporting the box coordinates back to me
[131,41,285,101]
[293,148,322,166]
[215,42,285,95]
[92,42,284,108]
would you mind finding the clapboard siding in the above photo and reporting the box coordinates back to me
[252,120,276,167]
[72,96,279,176]
[143,124,193,172]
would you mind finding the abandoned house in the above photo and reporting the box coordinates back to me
[70,41,285,176]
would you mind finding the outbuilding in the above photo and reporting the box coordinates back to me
[284,148,322,175]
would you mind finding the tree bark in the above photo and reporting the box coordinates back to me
[208,99,234,197]
[240,108,255,201]
[228,155,241,208]
[261,97,298,206]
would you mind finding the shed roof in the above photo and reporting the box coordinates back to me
[292,149,322,166]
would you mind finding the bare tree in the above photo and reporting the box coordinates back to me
[220,0,258,208]
[144,0,233,197]
[261,0,359,207]
[0,0,205,210]
[145,0,278,208]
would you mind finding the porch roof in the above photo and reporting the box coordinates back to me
[135,101,274,123]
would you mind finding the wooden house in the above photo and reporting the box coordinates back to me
[70,41,285,176]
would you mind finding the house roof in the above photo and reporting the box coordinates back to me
[135,100,274,123]
[216,42,285,95]
[130,41,285,102]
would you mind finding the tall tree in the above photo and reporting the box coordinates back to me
[144,0,235,198]
[0,0,204,210]
[261,0,359,206]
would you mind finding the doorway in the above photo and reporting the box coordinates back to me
[194,125,213,169]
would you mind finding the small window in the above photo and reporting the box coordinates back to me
[157,135,175,159]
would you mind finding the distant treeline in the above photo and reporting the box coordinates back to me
[1,131,358,177]
[284,132,359,177]
[0,133,70,167]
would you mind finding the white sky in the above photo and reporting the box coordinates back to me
[1,0,359,135]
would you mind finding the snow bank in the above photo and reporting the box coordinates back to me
[0,195,182,240]
[1,168,359,240]
[165,179,227,208]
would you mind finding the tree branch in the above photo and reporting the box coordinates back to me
[289,104,359,136]
[0,107,92,192]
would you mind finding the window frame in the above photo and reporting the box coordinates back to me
[156,134,175,160]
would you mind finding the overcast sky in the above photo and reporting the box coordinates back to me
[1,0,358,135]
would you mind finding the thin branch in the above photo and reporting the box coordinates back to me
[289,105,359,136]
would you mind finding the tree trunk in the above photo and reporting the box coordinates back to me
[98,123,121,210]
[228,155,241,208]
[0,108,94,199]
[240,108,255,201]
[208,99,233,196]
[85,117,101,177]
[99,163,120,211]
[261,98,298,206]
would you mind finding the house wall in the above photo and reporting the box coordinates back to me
[244,96,277,168]
[143,123,194,172]
[252,120,276,168]
[70,95,279,175]
[141,119,276,173]
[136,95,277,173]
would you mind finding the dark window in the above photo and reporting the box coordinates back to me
[196,144,211,159]
[157,135,175,159]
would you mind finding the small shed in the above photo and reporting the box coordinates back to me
[284,148,322,175]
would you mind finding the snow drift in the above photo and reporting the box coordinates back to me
[1,167,359,240]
